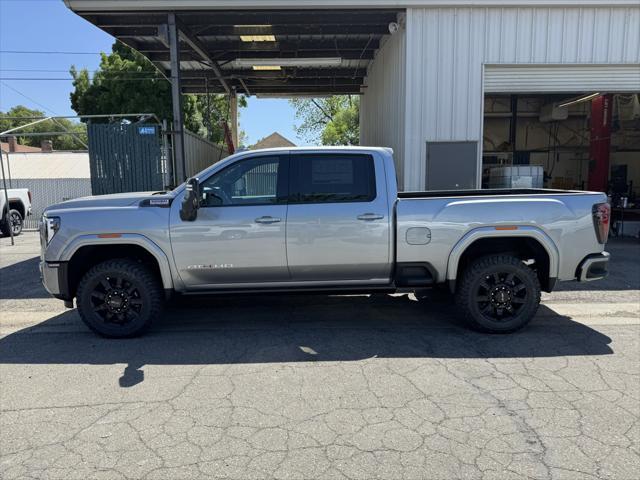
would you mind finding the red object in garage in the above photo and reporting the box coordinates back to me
[587,94,613,192]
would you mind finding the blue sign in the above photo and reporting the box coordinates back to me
[138,126,156,135]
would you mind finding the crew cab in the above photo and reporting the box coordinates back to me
[40,147,610,337]
[1,187,31,236]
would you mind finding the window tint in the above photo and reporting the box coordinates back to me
[291,154,376,203]
[200,156,285,206]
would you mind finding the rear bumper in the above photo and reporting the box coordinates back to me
[577,252,610,282]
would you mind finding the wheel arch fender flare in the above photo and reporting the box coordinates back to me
[446,226,560,288]
[60,233,174,290]
[2,198,24,215]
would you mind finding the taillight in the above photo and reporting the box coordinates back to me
[592,203,610,244]
[28,191,32,203]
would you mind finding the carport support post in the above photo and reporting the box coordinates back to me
[168,12,186,182]
[1,149,15,246]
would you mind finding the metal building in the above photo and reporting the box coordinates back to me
[64,0,640,192]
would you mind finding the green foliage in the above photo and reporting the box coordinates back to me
[70,42,246,144]
[0,105,87,151]
[289,96,359,145]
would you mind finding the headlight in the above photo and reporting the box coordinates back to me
[41,215,60,245]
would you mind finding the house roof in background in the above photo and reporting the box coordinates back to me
[0,142,42,153]
[252,132,296,149]
[2,152,91,179]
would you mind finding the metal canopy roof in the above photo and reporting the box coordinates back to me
[71,8,403,96]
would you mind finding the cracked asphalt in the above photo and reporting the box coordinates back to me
[1,232,639,480]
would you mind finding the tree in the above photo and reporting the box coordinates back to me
[289,96,359,145]
[70,41,245,144]
[0,105,87,151]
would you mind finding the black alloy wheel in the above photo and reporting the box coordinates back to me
[76,259,163,338]
[475,271,528,321]
[456,255,541,333]
[89,274,144,325]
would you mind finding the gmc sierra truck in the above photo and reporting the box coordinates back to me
[1,187,31,236]
[40,147,610,337]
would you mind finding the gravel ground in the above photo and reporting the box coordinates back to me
[1,232,638,480]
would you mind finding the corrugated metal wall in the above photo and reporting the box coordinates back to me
[360,22,406,187]
[88,123,164,194]
[9,178,92,230]
[404,6,640,190]
[183,130,229,179]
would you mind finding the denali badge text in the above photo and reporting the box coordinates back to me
[186,264,234,270]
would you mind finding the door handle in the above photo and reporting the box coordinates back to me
[357,213,384,221]
[255,216,281,224]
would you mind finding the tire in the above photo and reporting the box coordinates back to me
[456,254,541,333]
[0,209,23,237]
[76,259,163,338]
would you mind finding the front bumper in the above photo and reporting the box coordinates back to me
[577,252,610,282]
[39,261,71,301]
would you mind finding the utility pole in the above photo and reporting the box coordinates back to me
[1,149,15,246]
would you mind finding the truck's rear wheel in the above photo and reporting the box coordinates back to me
[1,209,23,237]
[456,255,541,333]
[76,259,163,338]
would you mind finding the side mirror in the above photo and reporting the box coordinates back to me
[180,177,200,221]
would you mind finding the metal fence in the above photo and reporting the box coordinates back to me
[88,123,165,195]
[10,178,92,230]
[4,126,229,231]
[243,162,278,196]
[183,129,229,179]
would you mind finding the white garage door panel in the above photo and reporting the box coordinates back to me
[484,65,640,93]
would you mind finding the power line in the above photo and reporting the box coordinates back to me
[0,77,169,81]
[0,69,123,73]
[0,81,59,115]
[0,50,104,55]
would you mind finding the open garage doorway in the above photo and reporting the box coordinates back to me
[482,93,640,193]
[482,92,640,235]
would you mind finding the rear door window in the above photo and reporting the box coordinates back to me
[289,154,376,203]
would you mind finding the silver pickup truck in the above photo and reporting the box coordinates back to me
[40,147,610,337]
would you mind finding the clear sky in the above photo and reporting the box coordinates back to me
[0,0,303,145]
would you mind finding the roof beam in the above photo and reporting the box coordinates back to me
[135,38,380,54]
[208,38,380,52]
[88,10,399,26]
[147,50,375,61]
[198,24,390,36]
[103,24,390,37]
[174,18,231,94]
[182,77,364,87]
[182,86,362,95]
[177,68,368,79]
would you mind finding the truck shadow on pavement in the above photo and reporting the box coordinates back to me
[0,257,50,299]
[0,292,613,388]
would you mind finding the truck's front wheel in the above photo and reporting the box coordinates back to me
[76,259,163,338]
[456,255,541,333]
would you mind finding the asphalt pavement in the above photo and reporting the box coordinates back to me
[1,232,638,480]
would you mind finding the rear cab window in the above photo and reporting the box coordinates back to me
[289,154,376,203]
